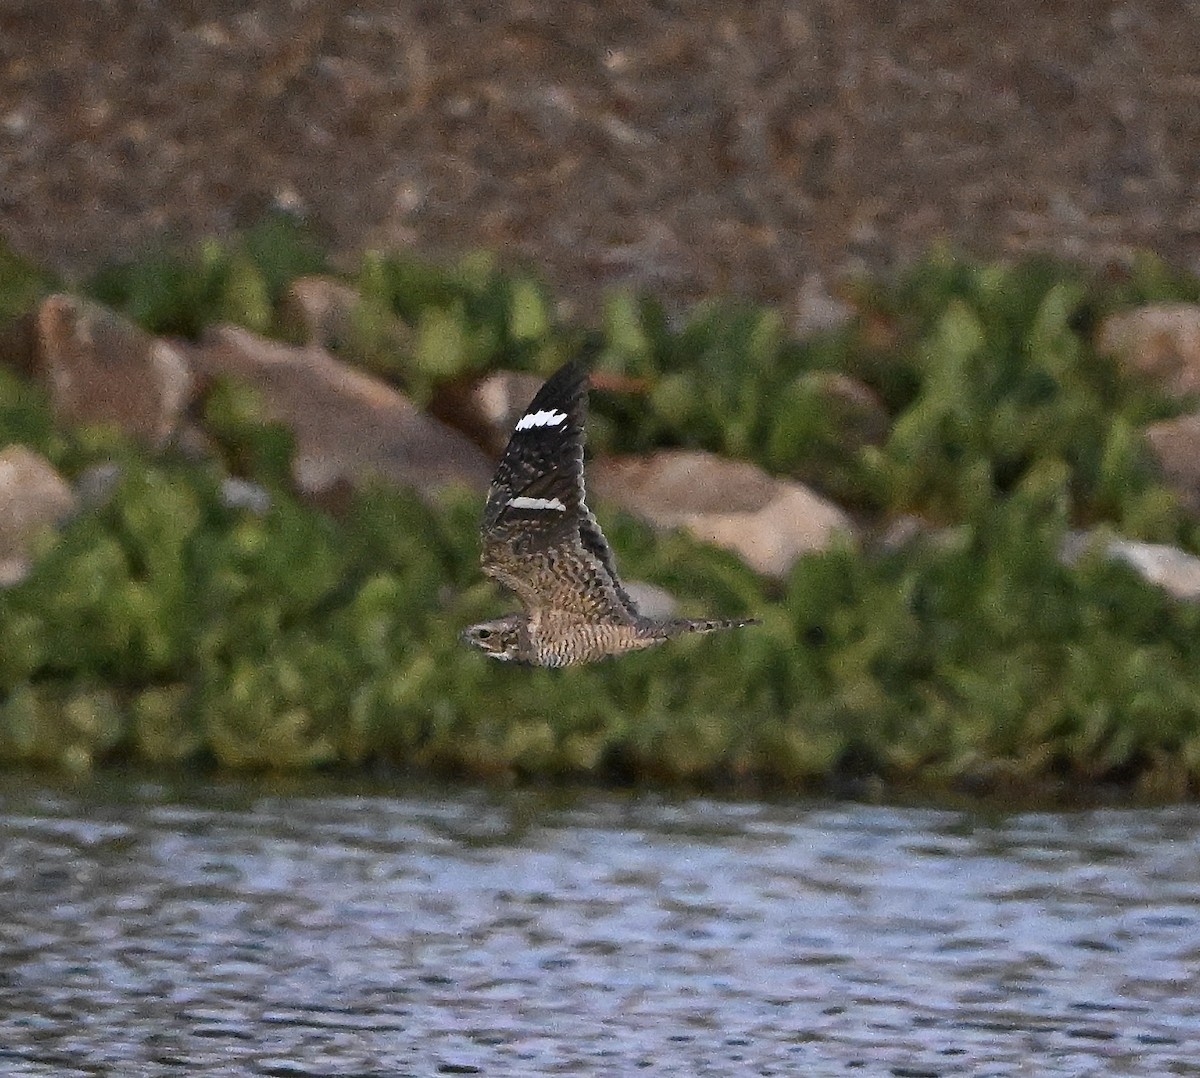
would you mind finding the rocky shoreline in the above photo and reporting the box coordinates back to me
[7,265,1200,603]
[2,234,1200,795]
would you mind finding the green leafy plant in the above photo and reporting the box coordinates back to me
[1,230,1199,795]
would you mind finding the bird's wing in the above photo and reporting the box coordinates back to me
[577,503,640,616]
[481,358,639,622]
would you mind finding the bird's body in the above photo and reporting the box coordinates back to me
[462,359,758,666]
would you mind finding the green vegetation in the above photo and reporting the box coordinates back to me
[2,225,1200,797]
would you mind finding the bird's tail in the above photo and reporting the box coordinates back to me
[652,616,761,639]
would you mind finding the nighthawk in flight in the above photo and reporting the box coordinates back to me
[462,359,759,667]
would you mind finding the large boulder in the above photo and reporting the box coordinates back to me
[430,369,547,456]
[34,294,191,447]
[0,446,76,586]
[186,325,493,498]
[590,449,855,577]
[1096,304,1200,397]
[1096,305,1200,513]
[1145,414,1200,512]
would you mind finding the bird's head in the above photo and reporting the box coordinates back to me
[461,615,526,662]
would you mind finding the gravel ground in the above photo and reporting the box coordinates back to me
[1,1,1197,329]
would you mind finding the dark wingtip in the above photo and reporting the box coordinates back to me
[720,617,761,631]
[539,335,604,392]
[703,617,761,630]
[529,354,591,412]
[655,616,761,638]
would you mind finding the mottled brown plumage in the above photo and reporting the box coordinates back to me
[462,359,758,666]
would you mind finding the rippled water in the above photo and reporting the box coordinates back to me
[0,776,1197,1076]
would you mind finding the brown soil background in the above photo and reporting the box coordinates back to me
[2,1,1197,329]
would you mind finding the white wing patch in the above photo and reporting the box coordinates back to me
[508,495,567,512]
[515,408,568,431]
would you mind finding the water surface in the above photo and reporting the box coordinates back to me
[0,775,1197,1076]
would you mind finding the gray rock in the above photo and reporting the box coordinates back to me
[1096,304,1200,398]
[0,446,76,586]
[186,325,492,498]
[73,462,124,511]
[35,294,192,447]
[791,273,855,335]
[1091,305,1200,513]
[220,477,273,515]
[878,513,939,551]
[591,449,855,577]
[1061,531,1200,602]
[1145,413,1200,512]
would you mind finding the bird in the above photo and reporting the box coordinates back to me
[462,358,759,667]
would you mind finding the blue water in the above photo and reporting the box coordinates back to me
[0,776,1196,1076]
